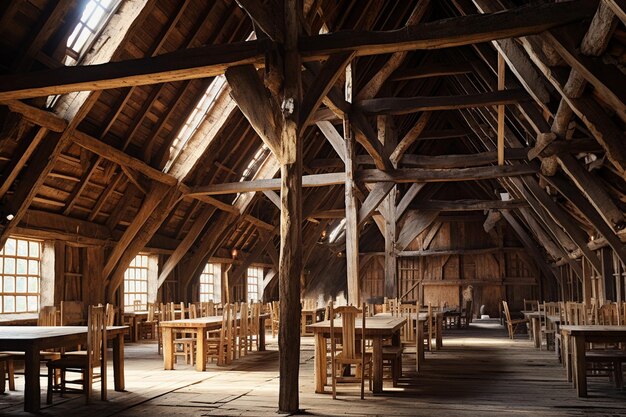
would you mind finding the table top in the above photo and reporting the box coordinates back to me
[160,313,269,329]
[547,315,561,323]
[561,325,626,336]
[522,311,542,319]
[0,325,127,350]
[302,307,325,314]
[0,325,127,340]
[307,315,406,336]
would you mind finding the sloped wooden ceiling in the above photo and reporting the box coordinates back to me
[0,0,624,301]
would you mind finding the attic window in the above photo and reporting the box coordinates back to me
[232,143,271,205]
[328,218,346,243]
[65,0,121,66]
[47,0,121,108]
[164,75,228,172]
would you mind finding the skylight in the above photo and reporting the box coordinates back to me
[328,218,346,243]
[163,74,228,172]
[232,143,271,205]
[65,0,120,65]
[47,0,121,107]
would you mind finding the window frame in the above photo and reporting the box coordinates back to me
[123,253,149,311]
[0,236,43,314]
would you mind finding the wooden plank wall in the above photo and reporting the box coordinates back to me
[360,219,541,317]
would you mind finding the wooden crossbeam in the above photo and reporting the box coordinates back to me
[189,165,536,196]
[0,1,595,101]
[357,89,530,115]
[390,61,474,81]
[413,199,528,211]
[396,210,439,251]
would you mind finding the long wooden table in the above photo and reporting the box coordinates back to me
[160,314,267,371]
[560,325,626,397]
[307,315,406,394]
[0,325,127,412]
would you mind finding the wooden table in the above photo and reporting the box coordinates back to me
[522,311,542,348]
[560,325,626,397]
[301,307,325,335]
[160,314,267,371]
[307,315,406,394]
[0,325,127,412]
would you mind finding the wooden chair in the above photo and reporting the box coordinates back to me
[237,302,249,357]
[523,299,538,312]
[139,303,157,340]
[248,302,261,351]
[0,353,15,393]
[271,301,280,337]
[173,303,196,364]
[460,299,473,328]
[105,303,116,326]
[206,303,234,365]
[329,302,372,399]
[540,302,559,350]
[46,305,107,404]
[502,301,528,339]
[157,302,170,355]
[133,299,143,311]
[60,301,85,325]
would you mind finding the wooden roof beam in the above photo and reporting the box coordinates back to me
[0,1,596,101]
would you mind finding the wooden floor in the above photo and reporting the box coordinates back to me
[1,319,625,416]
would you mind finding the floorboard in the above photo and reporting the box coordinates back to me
[1,319,624,416]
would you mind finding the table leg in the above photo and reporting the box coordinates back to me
[416,320,424,373]
[564,333,572,382]
[533,318,541,349]
[573,335,587,397]
[372,337,383,393]
[163,327,174,370]
[259,317,266,351]
[24,346,40,412]
[436,315,443,350]
[314,333,327,393]
[113,331,125,391]
[0,360,5,394]
[196,329,207,371]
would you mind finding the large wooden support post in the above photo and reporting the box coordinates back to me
[344,62,360,305]
[278,0,302,413]
[383,188,397,298]
[497,53,506,165]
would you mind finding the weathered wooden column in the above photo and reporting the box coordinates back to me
[278,0,302,412]
[344,63,360,305]
[379,115,398,299]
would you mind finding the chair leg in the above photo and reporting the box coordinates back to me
[614,361,623,389]
[61,370,66,398]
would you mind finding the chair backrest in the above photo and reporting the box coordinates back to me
[61,301,85,325]
[239,301,248,335]
[399,303,418,343]
[87,305,106,368]
[188,303,197,319]
[133,299,143,311]
[387,298,399,316]
[333,304,362,360]
[146,303,154,322]
[502,300,513,324]
[249,302,261,333]
[598,303,619,325]
[523,299,538,311]
[271,301,280,322]
[38,306,57,326]
[565,302,587,325]
[105,303,116,326]
[463,299,473,320]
